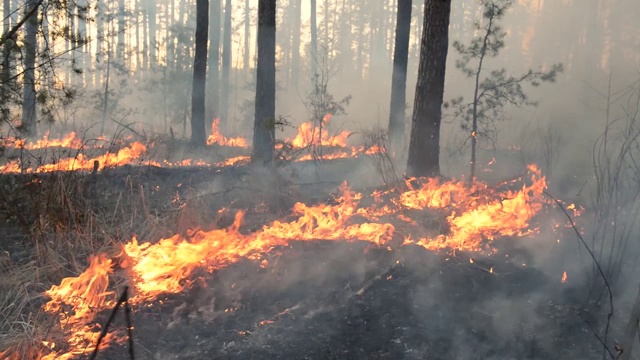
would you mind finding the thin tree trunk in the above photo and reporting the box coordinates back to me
[406,0,452,177]
[148,0,156,68]
[191,0,209,146]
[94,2,103,86]
[21,0,38,137]
[469,12,494,183]
[252,0,277,164]
[290,0,301,87]
[1,0,12,106]
[244,0,250,73]
[77,0,88,84]
[166,0,175,70]
[101,42,111,134]
[388,0,411,149]
[221,0,232,122]
[118,0,125,64]
[310,0,318,77]
[207,0,221,124]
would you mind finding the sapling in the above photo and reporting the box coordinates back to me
[447,0,563,182]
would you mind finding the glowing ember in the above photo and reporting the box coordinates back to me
[35,164,552,358]
[206,118,249,147]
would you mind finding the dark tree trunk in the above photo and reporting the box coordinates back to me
[252,0,276,164]
[207,0,221,123]
[310,0,318,77]
[221,0,232,122]
[388,0,412,149]
[191,0,209,146]
[406,0,452,178]
[21,0,38,137]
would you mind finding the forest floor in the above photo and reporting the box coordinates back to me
[0,143,608,359]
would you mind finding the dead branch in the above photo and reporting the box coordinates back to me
[616,285,640,360]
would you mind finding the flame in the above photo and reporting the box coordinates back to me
[289,115,351,149]
[34,165,553,358]
[561,271,568,283]
[41,254,115,359]
[0,142,155,174]
[1,131,109,150]
[206,118,249,147]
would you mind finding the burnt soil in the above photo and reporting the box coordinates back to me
[98,241,599,360]
[0,159,603,360]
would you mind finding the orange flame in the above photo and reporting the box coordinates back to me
[0,142,156,174]
[35,165,551,358]
[561,271,568,283]
[289,115,351,149]
[206,118,249,147]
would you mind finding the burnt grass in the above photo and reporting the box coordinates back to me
[98,242,599,360]
[0,159,603,360]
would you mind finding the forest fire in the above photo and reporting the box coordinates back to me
[21,165,551,359]
[206,118,249,147]
[1,131,86,150]
[289,115,351,149]
[0,142,153,174]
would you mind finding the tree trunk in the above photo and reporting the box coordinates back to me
[21,0,38,137]
[118,0,125,64]
[147,0,156,68]
[388,0,412,149]
[77,0,88,84]
[166,0,175,70]
[191,0,209,146]
[310,0,318,77]
[406,0,452,178]
[207,0,221,124]
[1,0,11,106]
[243,0,250,73]
[290,0,301,87]
[252,0,276,164]
[221,0,232,122]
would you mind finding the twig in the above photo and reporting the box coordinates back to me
[617,285,640,360]
[90,286,135,360]
[545,191,615,359]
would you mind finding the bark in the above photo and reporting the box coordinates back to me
[21,0,38,137]
[207,0,221,123]
[388,0,412,148]
[310,0,318,77]
[252,0,277,164]
[221,0,232,122]
[191,0,209,146]
[406,0,452,178]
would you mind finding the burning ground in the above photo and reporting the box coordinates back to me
[0,147,603,359]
